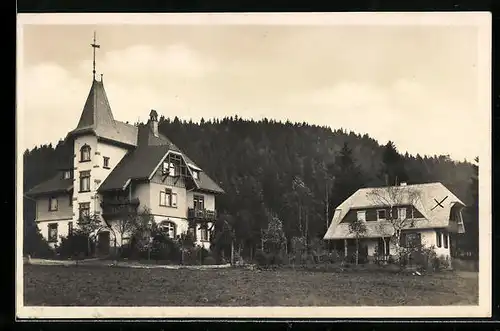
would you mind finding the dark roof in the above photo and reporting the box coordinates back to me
[98,145,170,191]
[194,172,225,194]
[66,79,137,147]
[98,125,224,194]
[25,174,73,197]
[137,123,180,151]
[76,79,116,128]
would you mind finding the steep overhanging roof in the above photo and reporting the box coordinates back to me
[323,182,466,240]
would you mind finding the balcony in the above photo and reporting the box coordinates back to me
[101,197,140,219]
[188,208,217,221]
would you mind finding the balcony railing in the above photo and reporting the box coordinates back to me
[188,208,217,221]
[101,198,140,219]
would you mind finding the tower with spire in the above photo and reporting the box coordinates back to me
[26,32,224,255]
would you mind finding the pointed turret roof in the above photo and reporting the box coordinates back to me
[66,78,138,147]
[76,78,116,129]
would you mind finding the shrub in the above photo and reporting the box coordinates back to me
[203,255,217,265]
[255,249,270,266]
[150,234,181,262]
[23,223,55,259]
[56,233,93,259]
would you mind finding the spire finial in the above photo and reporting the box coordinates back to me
[91,31,101,80]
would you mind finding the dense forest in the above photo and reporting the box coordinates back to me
[23,116,478,259]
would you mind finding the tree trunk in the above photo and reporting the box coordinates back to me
[355,238,359,265]
[230,239,235,265]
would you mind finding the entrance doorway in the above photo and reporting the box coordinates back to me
[97,231,110,256]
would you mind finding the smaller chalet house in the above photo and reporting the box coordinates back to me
[25,74,225,254]
[323,182,466,262]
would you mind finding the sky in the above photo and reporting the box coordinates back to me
[19,20,483,161]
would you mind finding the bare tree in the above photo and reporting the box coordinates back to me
[76,213,103,256]
[348,219,367,265]
[366,185,423,266]
[112,206,154,258]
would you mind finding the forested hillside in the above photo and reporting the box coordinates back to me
[22,116,478,258]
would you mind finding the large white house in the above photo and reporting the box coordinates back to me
[25,37,224,254]
[323,182,466,261]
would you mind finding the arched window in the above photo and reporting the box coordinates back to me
[80,144,91,162]
[159,220,176,239]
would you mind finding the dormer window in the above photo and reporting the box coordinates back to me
[80,144,91,162]
[63,170,72,179]
[192,170,199,180]
[163,161,176,176]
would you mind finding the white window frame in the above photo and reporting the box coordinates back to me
[159,221,176,239]
[376,209,386,221]
[48,197,58,211]
[63,170,71,179]
[200,227,209,241]
[356,210,366,222]
[398,207,407,220]
[159,189,177,208]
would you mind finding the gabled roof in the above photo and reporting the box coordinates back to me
[97,134,225,194]
[324,182,466,240]
[26,174,73,197]
[98,145,170,191]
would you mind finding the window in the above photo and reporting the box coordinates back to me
[194,195,205,210]
[192,171,199,180]
[436,230,442,248]
[377,209,386,221]
[159,221,176,239]
[159,188,177,207]
[103,157,110,169]
[79,202,90,220]
[69,195,73,206]
[200,226,209,241]
[80,144,91,162]
[48,197,58,211]
[63,170,72,179]
[79,171,91,192]
[188,226,197,241]
[398,207,407,220]
[48,223,58,242]
[162,162,176,176]
[405,233,421,247]
[68,222,73,236]
[356,210,366,222]
[169,163,176,176]
[443,232,449,249]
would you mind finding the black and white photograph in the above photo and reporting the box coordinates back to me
[16,13,492,319]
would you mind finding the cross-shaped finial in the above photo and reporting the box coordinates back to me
[91,31,101,80]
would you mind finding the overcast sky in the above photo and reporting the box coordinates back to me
[20,22,482,161]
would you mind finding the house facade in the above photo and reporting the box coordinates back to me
[323,182,466,262]
[26,75,224,254]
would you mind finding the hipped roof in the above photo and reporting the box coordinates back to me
[323,182,466,240]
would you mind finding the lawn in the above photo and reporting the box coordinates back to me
[23,264,478,306]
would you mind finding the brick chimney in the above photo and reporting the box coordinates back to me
[149,109,159,137]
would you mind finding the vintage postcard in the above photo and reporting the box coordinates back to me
[16,12,492,319]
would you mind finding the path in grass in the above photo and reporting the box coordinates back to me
[23,264,478,306]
